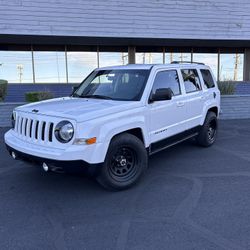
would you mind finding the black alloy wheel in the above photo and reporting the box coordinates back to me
[97,133,148,190]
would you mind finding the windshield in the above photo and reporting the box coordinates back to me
[73,69,150,101]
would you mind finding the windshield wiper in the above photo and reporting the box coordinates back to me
[80,94,113,100]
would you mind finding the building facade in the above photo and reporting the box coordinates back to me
[0,0,250,84]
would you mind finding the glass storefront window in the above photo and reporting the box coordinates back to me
[34,51,66,83]
[193,53,218,80]
[219,53,244,81]
[0,50,246,84]
[136,53,163,64]
[0,51,33,83]
[165,52,191,63]
[67,52,98,83]
[99,52,128,67]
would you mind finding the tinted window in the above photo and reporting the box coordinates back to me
[75,69,150,101]
[152,70,181,96]
[181,69,201,93]
[200,69,215,89]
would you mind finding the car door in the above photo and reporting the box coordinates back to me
[148,69,187,144]
[200,68,220,105]
[180,68,205,129]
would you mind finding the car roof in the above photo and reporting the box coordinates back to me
[97,63,210,71]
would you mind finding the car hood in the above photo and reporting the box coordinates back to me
[16,97,142,122]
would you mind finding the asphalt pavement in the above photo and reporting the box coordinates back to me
[0,119,250,250]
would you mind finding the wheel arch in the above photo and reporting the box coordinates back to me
[111,127,146,145]
[201,105,219,125]
[208,106,219,116]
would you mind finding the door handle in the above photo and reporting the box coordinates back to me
[177,101,184,107]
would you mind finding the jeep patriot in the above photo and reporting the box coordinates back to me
[5,63,220,190]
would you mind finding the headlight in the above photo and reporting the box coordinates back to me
[54,121,74,143]
[11,111,16,129]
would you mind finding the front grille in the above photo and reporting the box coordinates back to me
[15,114,54,143]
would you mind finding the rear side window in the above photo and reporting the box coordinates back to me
[200,69,215,89]
[181,69,201,93]
[152,70,181,96]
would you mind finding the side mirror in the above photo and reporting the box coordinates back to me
[71,86,78,96]
[150,88,173,103]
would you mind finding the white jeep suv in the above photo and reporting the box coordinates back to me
[5,63,220,190]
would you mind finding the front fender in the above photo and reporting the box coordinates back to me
[94,117,148,163]
[100,116,149,145]
[75,108,149,164]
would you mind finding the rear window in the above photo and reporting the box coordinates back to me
[200,69,215,89]
[181,69,202,93]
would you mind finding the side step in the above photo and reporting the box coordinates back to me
[149,127,200,155]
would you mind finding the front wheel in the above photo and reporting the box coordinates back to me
[96,133,148,191]
[196,111,218,147]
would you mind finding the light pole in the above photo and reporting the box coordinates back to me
[17,64,23,83]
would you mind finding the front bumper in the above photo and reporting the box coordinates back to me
[5,144,95,169]
[4,129,107,164]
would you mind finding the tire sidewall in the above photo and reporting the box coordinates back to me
[98,134,148,190]
[199,112,218,146]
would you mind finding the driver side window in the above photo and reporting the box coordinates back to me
[151,70,181,96]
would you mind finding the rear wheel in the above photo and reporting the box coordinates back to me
[196,111,218,147]
[96,133,148,190]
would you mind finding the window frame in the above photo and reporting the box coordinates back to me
[75,69,151,101]
[181,68,202,94]
[149,69,182,101]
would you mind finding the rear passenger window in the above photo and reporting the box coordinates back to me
[181,69,201,93]
[200,69,215,89]
[152,70,181,96]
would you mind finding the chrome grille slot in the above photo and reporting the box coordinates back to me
[24,118,28,136]
[15,116,18,133]
[29,120,33,138]
[41,122,46,141]
[18,117,23,135]
[26,119,31,137]
[44,122,50,142]
[21,118,26,136]
[49,123,54,142]
[35,121,39,140]
[19,118,23,135]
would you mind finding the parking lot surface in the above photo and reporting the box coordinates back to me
[1,119,250,250]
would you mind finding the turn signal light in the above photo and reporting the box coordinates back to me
[85,137,97,145]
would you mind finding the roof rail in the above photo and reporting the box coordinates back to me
[171,61,205,65]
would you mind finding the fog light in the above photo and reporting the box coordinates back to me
[11,151,17,159]
[42,162,49,172]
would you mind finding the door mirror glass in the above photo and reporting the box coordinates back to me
[150,88,173,102]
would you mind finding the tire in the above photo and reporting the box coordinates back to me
[196,111,218,147]
[96,133,148,191]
